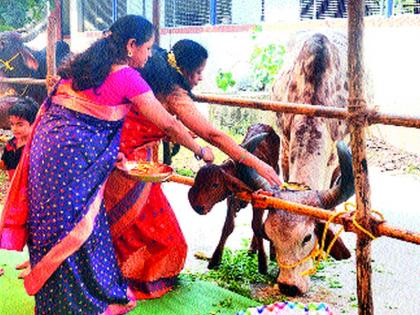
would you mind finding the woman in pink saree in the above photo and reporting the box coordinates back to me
[0,16,211,315]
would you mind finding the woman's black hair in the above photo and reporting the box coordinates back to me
[8,97,39,124]
[139,39,208,96]
[58,15,154,91]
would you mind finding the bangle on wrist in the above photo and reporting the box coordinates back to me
[238,153,247,163]
[195,147,205,160]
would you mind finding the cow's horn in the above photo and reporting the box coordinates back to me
[21,19,48,42]
[240,132,268,153]
[316,141,355,209]
[237,133,272,191]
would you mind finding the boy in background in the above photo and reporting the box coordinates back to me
[0,96,39,277]
[0,97,38,179]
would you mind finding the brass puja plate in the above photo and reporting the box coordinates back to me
[124,160,173,182]
[0,135,11,143]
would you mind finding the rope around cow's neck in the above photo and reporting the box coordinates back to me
[0,52,20,71]
[277,201,385,276]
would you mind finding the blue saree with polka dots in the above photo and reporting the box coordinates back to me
[0,74,151,314]
[26,102,129,314]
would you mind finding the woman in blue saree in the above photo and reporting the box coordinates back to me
[0,15,212,315]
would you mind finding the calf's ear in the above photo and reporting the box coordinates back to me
[315,222,351,260]
[20,47,39,71]
[221,170,253,194]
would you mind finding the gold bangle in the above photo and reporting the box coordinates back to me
[238,153,246,163]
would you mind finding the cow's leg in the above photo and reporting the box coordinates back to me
[249,235,258,255]
[208,196,241,269]
[269,241,276,261]
[251,207,267,274]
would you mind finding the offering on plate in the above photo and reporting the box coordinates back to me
[0,134,12,143]
[124,160,173,182]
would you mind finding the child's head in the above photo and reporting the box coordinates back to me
[8,97,39,140]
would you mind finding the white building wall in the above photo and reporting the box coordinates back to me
[264,0,300,22]
[127,0,143,15]
[231,0,262,24]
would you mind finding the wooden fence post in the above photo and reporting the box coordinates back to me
[46,0,60,92]
[348,1,374,314]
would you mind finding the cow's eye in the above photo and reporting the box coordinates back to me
[211,183,219,189]
[302,234,312,245]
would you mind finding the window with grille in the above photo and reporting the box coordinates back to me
[71,0,151,32]
[164,0,232,27]
[79,0,113,31]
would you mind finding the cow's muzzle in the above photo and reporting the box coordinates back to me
[278,283,302,296]
[192,205,207,215]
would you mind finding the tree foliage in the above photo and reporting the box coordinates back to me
[0,0,48,31]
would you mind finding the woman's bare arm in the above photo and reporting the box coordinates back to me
[166,89,281,186]
[130,91,214,162]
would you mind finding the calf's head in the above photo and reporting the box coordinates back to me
[188,161,251,215]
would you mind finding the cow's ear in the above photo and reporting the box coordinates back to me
[221,170,253,194]
[20,47,39,71]
[315,222,351,260]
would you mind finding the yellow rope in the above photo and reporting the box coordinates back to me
[277,202,385,276]
[344,202,385,240]
[0,53,20,71]
[301,210,347,276]
[278,240,321,270]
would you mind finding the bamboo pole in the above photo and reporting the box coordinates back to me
[195,94,348,119]
[3,79,420,129]
[348,1,374,314]
[0,78,46,85]
[167,174,195,186]
[194,94,420,129]
[165,175,420,245]
[153,0,161,45]
[46,0,59,92]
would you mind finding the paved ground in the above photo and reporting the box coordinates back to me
[163,166,420,314]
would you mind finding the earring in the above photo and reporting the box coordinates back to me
[128,51,133,57]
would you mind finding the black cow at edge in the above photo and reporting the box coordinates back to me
[0,29,70,128]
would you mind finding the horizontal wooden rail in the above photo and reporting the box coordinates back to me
[2,80,420,129]
[165,174,420,246]
[195,93,420,129]
[0,77,46,86]
[168,174,195,186]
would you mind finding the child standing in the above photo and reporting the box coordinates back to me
[0,97,39,180]
[0,97,38,278]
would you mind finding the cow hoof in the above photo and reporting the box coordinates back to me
[208,260,221,270]
[258,266,267,275]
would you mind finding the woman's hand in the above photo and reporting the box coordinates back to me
[200,146,214,163]
[255,160,282,188]
[115,152,128,170]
